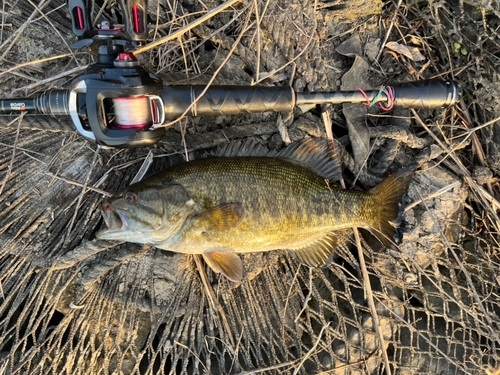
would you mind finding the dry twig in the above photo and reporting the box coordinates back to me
[175,341,210,374]
[0,0,51,61]
[412,109,500,231]
[0,67,39,82]
[352,227,392,375]
[0,1,6,44]
[282,264,301,321]
[26,0,81,66]
[251,0,262,84]
[294,268,313,323]
[12,65,88,94]
[251,0,318,86]
[292,323,330,375]
[0,112,25,196]
[133,0,241,54]
[46,172,112,197]
[234,360,299,375]
[155,2,254,129]
[94,0,111,27]
[31,3,66,24]
[0,52,87,79]
[64,147,100,244]
[404,181,461,213]
[376,0,404,62]
[193,255,236,348]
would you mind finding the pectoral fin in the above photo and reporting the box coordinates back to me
[197,203,245,233]
[287,233,337,268]
[203,251,243,282]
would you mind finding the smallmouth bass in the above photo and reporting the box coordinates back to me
[97,138,413,282]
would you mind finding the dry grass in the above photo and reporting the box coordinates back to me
[0,0,499,374]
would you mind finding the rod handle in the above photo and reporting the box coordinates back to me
[161,86,294,119]
[392,79,460,109]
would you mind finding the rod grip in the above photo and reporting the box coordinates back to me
[193,86,294,116]
[392,79,460,109]
[160,85,295,119]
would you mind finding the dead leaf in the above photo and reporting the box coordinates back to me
[385,41,426,62]
[410,35,423,46]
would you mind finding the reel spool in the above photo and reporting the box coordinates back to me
[112,96,164,129]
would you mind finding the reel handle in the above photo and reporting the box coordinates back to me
[119,0,149,42]
[391,79,460,109]
[67,0,92,38]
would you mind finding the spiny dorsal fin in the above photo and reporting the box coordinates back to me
[203,251,243,282]
[216,139,278,158]
[277,138,343,182]
[197,203,245,233]
[287,233,337,268]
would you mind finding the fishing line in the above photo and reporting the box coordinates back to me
[357,85,395,111]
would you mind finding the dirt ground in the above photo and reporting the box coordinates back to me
[0,0,500,374]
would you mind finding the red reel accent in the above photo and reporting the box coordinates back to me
[133,5,140,33]
[119,53,136,61]
[77,7,84,30]
[114,123,151,129]
[114,96,147,101]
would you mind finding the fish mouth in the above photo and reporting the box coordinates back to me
[96,200,128,240]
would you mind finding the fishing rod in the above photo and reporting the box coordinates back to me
[0,0,461,148]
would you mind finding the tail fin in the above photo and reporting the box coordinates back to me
[371,165,415,247]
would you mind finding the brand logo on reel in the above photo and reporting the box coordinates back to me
[10,103,26,110]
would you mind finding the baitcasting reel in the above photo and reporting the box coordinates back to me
[0,0,461,148]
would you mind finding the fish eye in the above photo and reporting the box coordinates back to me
[124,192,137,203]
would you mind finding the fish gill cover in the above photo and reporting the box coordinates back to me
[0,0,499,374]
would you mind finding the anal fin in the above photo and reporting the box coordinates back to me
[287,233,337,268]
[203,251,243,282]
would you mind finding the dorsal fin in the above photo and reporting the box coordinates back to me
[277,138,343,182]
[217,138,344,182]
[287,233,337,268]
[216,139,278,158]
